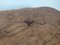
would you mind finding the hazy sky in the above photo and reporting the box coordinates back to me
[0,0,60,10]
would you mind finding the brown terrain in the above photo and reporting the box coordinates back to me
[0,7,60,45]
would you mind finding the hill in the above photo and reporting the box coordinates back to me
[0,7,60,45]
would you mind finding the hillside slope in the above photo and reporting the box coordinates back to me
[0,7,60,45]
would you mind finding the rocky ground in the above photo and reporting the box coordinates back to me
[0,7,60,45]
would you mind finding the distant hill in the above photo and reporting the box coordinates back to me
[0,7,60,45]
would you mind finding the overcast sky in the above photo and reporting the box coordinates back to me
[0,0,60,10]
